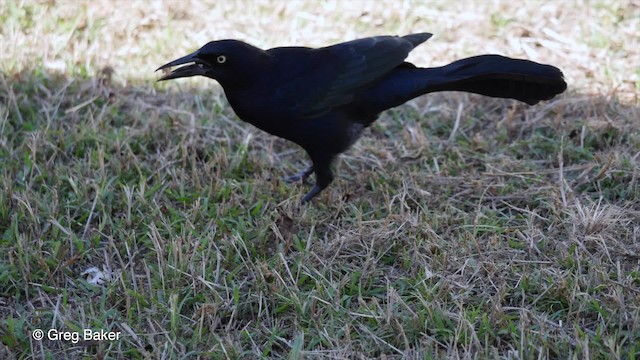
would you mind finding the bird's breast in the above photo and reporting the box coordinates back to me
[223,89,293,136]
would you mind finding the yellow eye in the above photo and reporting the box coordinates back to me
[217,55,226,64]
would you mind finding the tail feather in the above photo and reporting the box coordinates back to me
[423,55,567,105]
[359,54,566,114]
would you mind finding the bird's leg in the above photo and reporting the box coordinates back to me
[301,170,332,203]
[301,154,334,203]
[284,165,314,184]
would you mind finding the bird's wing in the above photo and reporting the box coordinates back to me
[270,36,417,119]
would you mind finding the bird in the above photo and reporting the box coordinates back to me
[156,33,566,203]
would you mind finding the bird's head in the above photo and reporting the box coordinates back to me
[156,40,270,86]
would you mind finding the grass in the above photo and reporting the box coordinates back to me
[1,0,639,359]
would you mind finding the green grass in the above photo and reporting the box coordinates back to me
[1,1,640,359]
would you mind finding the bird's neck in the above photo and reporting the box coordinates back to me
[224,86,272,123]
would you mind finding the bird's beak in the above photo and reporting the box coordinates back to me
[156,51,208,81]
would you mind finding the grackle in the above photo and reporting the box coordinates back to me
[157,33,566,203]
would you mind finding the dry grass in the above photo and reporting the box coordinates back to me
[1,0,639,359]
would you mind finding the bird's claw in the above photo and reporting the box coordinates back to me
[284,166,314,184]
[301,185,322,203]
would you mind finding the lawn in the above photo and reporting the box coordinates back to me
[1,1,639,358]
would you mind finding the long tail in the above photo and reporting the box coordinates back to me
[360,55,567,113]
[420,55,566,105]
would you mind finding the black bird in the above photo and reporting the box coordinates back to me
[157,33,566,203]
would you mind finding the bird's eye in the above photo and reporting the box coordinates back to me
[217,55,226,64]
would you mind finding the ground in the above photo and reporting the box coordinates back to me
[1,1,639,359]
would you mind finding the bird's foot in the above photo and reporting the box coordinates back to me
[284,166,314,184]
[301,185,323,203]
